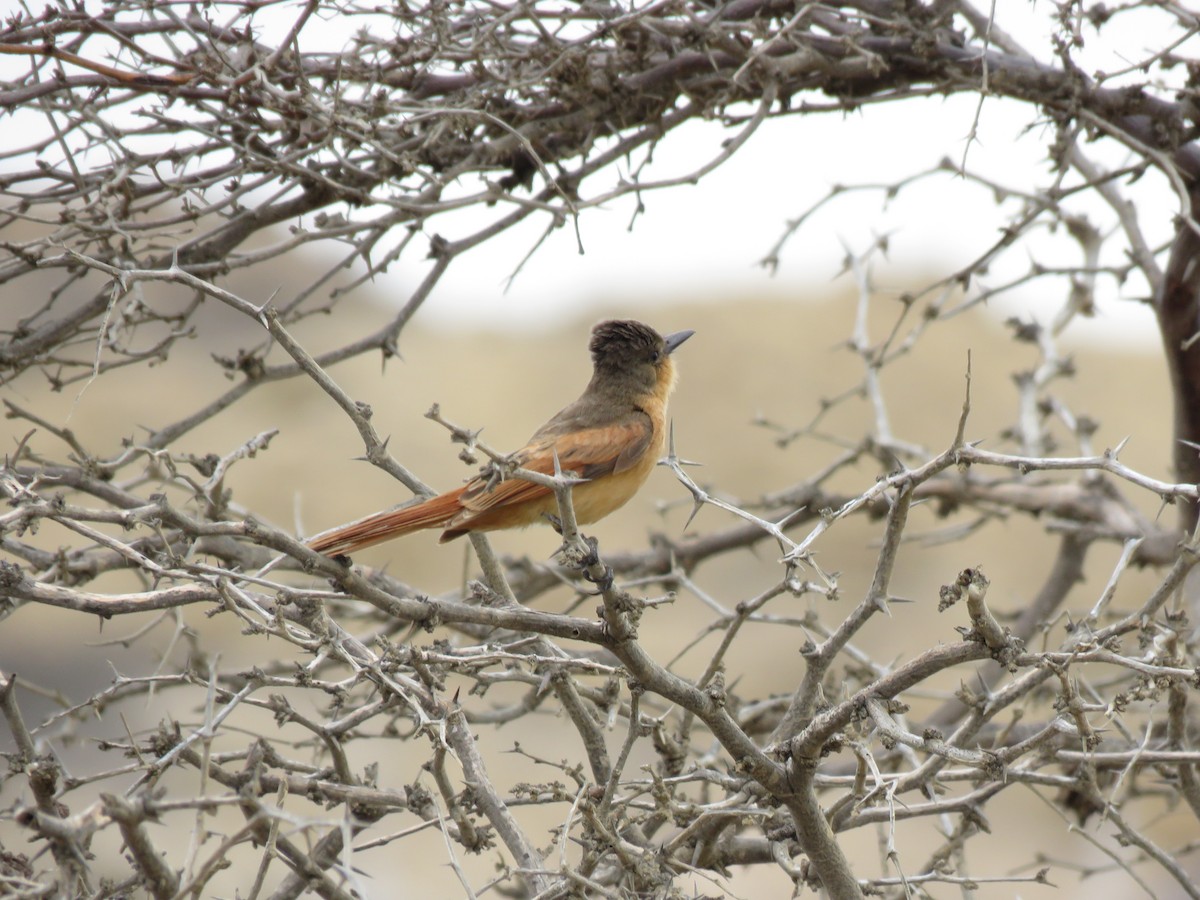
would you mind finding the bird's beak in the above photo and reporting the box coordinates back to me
[663,330,694,355]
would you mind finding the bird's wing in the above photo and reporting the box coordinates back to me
[459,413,653,513]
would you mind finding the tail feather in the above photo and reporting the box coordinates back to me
[308,489,466,557]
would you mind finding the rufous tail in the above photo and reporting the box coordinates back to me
[308,488,466,556]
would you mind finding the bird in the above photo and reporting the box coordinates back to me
[307,319,693,558]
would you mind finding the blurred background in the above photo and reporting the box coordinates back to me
[2,263,1181,897]
[2,1,1196,895]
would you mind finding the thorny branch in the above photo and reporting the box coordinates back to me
[3,1,1200,898]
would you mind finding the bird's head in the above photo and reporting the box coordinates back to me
[588,319,694,401]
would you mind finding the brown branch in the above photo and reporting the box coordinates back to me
[1156,179,1200,532]
[0,41,194,86]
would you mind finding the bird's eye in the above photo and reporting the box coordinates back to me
[650,350,661,363]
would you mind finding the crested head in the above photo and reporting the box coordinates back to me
[586,319,693,400]
[589,320,664,366]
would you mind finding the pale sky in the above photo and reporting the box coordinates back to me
[329,3,1185,345]
[5,1,1190,345]
[393,91,1172,347]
